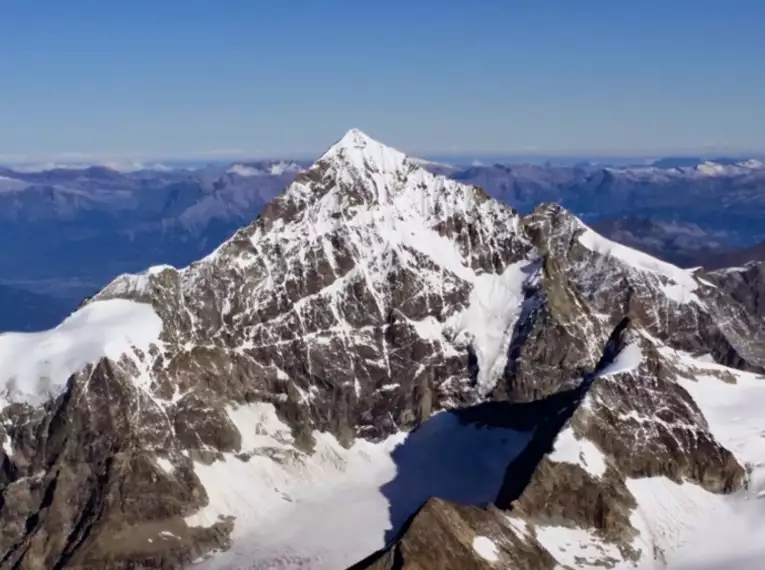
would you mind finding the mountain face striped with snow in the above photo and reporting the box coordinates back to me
[1,130,764,570]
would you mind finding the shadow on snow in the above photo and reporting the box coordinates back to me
[349,317,631,569]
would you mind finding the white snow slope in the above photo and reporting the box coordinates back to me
[190,407,534,570]
[664,356,765,570]
[0,299,162,408]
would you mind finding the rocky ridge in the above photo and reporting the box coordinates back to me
[1,130,764,569]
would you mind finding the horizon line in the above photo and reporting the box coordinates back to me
[2,147,765,167]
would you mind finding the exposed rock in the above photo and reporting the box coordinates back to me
[353,499,555,570]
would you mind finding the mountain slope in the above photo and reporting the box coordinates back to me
[446,159,765,244]
[1,130,764,570]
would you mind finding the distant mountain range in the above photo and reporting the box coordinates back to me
[1,155,764,331]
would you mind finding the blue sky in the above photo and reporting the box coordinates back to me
[1,0,764,161]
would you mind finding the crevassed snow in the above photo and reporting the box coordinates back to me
[0,299,162,408]
[548,427,608,477]
[627,476,725,563]
[666,495,765,570]
[448,260,534,395]
[577,225,700,304]
[472,535,499,562]
[190,405,533,569]
[186,403,405,545]
[667,366,765,569]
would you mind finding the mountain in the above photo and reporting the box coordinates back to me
[444,158,765,244]
[1,130,764,569]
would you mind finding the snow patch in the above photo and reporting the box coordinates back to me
[408,316,445,342]
[597,342,643,378]
[0,299,162,408]
[155,457,175,474]
[226,402,295,453]
[548,427,608,477]
[472,536,499,562]
[503,515,530,539]
[535,524,624,568]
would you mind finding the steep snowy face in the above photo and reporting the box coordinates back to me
[243,127,524,278]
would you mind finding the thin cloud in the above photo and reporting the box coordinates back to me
[0,149,259,169]
[192,149,247,157]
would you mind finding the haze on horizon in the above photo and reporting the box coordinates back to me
[1,0,764,163]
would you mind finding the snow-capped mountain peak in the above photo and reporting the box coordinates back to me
[235,130,497,250]
[2,130,765,570]
[317,128,411,177]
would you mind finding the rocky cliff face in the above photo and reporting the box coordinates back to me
[1,130,764,570]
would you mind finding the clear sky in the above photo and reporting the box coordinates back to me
[1,0,764,161]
